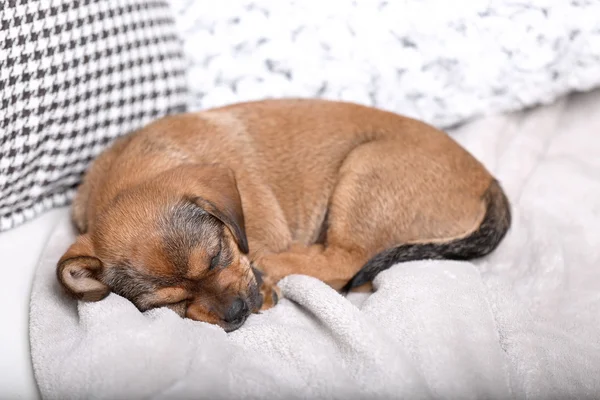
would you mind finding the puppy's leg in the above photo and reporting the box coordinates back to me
[257,244,369,291]
[256,270,283,311]
[257,138,493,295]
[236,173,294,256]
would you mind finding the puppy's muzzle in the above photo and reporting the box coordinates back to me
[224,297,250,325]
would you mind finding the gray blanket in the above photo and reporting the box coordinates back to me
[30,90,600,399]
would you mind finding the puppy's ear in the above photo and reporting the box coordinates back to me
[56,234,110,301]
[185,164,249,254]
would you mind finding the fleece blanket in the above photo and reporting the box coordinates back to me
[30,89,600,399]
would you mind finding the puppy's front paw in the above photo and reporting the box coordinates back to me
[259,281,281,311]
[250,261,281,311]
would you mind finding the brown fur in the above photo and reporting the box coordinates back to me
[57,98,510,332]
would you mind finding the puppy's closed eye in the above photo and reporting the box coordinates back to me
[209,240,222,270]
[208,239,234,271]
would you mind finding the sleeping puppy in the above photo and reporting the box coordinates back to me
[57,99,511,332]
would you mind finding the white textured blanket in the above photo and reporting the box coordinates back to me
[171,0,600,128]
[30,89,600,399]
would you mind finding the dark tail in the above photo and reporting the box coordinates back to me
[343,180,511,291]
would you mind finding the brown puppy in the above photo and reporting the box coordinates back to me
[57,99,510,332]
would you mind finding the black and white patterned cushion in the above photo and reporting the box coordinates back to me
[0,0,188,231]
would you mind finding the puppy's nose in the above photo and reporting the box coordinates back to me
[224,298,249,323]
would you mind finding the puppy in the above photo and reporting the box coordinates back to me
[57,99,510,332]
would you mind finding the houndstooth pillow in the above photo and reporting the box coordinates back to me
[0,0,188,231]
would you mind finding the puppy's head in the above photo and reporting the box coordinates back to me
[57,164,261,332]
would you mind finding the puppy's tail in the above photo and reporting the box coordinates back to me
[342,180,511,291]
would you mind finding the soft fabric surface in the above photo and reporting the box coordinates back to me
[30,89,600,399]
[0,207,65,400]
[170,0,600,128]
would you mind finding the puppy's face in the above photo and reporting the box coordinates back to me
[57,165,261,332]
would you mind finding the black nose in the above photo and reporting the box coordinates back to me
[224,298,249,323]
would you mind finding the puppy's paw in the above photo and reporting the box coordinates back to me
[250,261,282,311]
[259,281,281,311]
